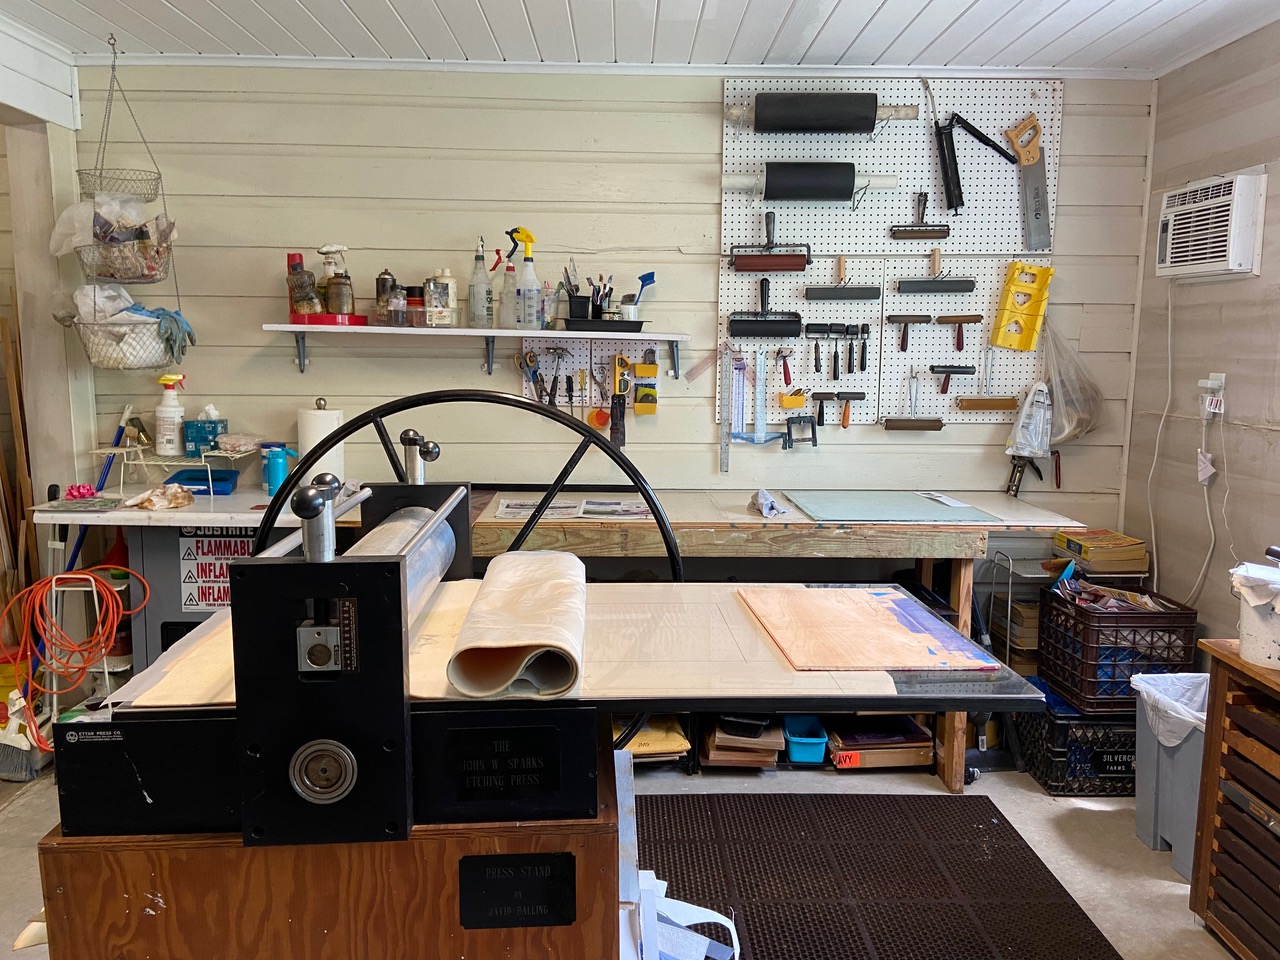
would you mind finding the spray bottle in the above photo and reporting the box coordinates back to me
[468,236,494,329]
[498,250,518,329]
[154,374,186,456]
[507,227,540,331]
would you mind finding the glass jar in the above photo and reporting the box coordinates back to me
[385,285,408,327]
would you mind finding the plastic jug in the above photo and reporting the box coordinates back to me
[265,447,299,496]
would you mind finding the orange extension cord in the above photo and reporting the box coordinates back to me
[0,565,150,751]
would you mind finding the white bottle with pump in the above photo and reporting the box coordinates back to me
[154,374,186,456]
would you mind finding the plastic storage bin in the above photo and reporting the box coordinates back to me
[1038,585,1197,713]
[1011,677,1137,796]
[782,715,827,764]
[162,469,239,496]
[1132,673,1208,880]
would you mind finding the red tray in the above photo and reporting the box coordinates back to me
[289,313,368,326]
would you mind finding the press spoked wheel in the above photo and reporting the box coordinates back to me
[251,388,683,582]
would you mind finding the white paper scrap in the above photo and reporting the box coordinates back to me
[1197,449,1216,484]
[916,491,971,508]
[657,921,712,960]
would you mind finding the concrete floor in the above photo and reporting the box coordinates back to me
[0,767,1229,960]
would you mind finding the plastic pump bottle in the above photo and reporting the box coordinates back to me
[468,237,494,329]
[510,227,540,331]
[154,373,186,456]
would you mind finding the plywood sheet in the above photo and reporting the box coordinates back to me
[783,490,999,524]
[737,586,998,672]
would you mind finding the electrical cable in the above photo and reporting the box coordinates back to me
[0,565,150,752]
[1218,412,1240,565]
[1185,419,1216,606]
[1146,281,1175,592]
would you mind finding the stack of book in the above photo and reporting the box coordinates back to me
[990,592,1040,675]
[701,719,782,769]
[1052,528,1149,575]
[825,715,933,770]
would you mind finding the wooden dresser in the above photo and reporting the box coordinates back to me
[1192,639,1280,960]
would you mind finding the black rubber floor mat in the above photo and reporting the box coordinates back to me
[636,793,1122,960]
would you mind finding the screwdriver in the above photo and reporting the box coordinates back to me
[566,373,574,418]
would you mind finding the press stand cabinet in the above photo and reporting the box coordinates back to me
[1192,640,1280,960]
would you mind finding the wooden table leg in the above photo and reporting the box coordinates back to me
[915,558,935,590]
[950,558,974,637]
[936,710,966,794]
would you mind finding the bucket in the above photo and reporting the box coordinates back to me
[1232,563,1280,667]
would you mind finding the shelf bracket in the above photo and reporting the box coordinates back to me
[292,332,308,373]
[484,336,495,375]
[670,341,682,379]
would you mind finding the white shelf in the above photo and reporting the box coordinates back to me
[262,323,692,376]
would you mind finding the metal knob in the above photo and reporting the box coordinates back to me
[312,473,341,500]
[419,440,441,463]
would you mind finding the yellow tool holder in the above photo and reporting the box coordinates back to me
[990,261,1055,351]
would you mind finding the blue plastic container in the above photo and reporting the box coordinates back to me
[162,468,239,496]
[782,715,827,764]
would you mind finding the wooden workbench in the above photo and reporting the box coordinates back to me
[473,489,1084,638]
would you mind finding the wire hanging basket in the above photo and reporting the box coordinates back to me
[76,167,161,202]
[68,35,188,371]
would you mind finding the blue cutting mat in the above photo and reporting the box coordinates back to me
[782,490,999,524]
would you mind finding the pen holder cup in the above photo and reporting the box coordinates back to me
[591,302,604,320]
[568,295,590,320]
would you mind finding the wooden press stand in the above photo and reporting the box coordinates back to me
[39,745,621,960]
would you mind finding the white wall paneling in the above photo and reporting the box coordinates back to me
[64,65,1145,528]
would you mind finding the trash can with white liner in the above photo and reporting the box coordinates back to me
[1231,562,1280,667]
[1132,673,1209,880]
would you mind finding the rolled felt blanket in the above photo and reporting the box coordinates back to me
[446,551,587,698]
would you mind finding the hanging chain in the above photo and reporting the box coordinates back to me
[93,35,118,174]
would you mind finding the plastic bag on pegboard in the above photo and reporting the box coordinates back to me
[1043,319,1104,443]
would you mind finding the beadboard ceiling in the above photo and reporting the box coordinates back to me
[5,0,1280,75]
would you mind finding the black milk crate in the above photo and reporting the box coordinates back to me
[1037,584,1197,714]
[1012,677,1136,796]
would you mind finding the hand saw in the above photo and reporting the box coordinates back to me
[1006,113,1051,251]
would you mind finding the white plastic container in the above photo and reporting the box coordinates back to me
[154,374,185,456]
[1231,563,1280,666]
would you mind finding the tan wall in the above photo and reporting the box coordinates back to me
[1126,21,1280,634]
[70,67,1149,528]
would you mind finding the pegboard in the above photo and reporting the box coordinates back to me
[517,338,664,410]
[722,78,1062,256]
[878,257,1050,420]
[717,77,1061,430]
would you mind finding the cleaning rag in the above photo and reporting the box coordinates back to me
[749,488,787,518]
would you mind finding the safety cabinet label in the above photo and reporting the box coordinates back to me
[178,526,256,611]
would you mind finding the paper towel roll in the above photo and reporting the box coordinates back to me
[298,400,345,481]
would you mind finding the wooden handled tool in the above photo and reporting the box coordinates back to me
[883,368,944,431]
[934,314,983,351]
[954,345,1019,410]
[887,315,931,351]
[838,391,866,429]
